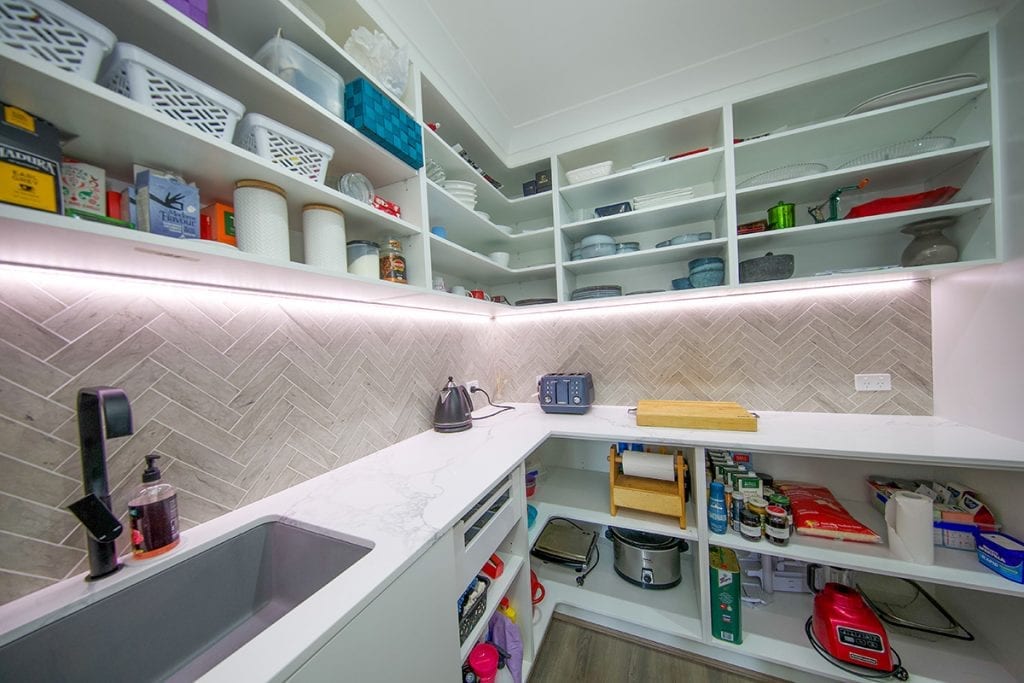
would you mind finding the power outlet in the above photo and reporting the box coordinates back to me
[855,373,892,392]
[465,380,480,393]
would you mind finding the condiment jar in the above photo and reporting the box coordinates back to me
[740,508,763,542]
[346,240,380,278]
[731,491,745,533]
[765,505,791,546]
[379,236,407,284]
[769,493,793,527]
[746,495,769,530]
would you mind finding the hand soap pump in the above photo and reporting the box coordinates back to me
[128,454,180,559]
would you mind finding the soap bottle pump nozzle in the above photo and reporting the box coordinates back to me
[142,454,162,483]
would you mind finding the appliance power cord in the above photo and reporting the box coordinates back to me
[469,386,516,419]
[804,616,909,681]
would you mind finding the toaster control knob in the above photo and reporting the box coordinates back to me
[543,395,552,403]
[641,568,654,585]
[572,396,581,404]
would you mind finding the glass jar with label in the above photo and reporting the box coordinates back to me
[740,508,763,542]
[766,505,791,546]
[379,236,407,284]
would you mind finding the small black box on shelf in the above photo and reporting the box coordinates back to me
[535,181,551,193]
[535,170,551,185]
[522,179,538,196]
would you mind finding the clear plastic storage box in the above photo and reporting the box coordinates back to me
[99,43,244,140]
[0,0,116,79]
[254,34,345,118]
[234,112,334,184]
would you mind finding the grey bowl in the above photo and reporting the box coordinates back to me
[739,252,795,283]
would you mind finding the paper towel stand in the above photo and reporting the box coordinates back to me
[609,444,688,529]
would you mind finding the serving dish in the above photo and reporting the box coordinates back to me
[739,252,795,283]
[844,186,959,219]
[566,160,613,185]
[737,162,827,189]
[580,233,615,247]
[845,73,982,117]
[837,136,956,169]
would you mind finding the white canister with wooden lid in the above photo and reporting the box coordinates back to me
[234,179,289,261]
[302,203,346,272]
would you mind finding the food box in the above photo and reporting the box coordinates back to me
[522,180,538,197]
[61,159,105,216]
[709,546,742,644]
[372,194,401,217]
[135,170,199,239]
[0,103,62,214]
[976,531,1024,583]
[867,477,999,550]
[199,202,235,246]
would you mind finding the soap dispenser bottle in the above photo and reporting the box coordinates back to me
[128,454,180,559]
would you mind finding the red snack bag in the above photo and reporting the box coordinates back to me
[776,482,881,543]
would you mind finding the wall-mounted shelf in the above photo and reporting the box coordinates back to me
[563,239,728,276]
[562,194,727,240]
[429,236,555,285]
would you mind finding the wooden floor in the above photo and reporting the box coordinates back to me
[529,614,783,683]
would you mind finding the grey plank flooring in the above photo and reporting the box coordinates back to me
[529,614,781,683]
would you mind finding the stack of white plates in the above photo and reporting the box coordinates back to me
[633,186,694,209]
[443,180,478,210]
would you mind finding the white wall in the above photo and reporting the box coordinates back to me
[932,1,1024,440]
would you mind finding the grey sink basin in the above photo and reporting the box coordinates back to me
[0,520,372,682]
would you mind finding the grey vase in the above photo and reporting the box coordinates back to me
[900,216,959,267]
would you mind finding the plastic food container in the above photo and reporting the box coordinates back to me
[234,113,334,183]
[566,160,613,185]
[255,34,345,118]
[346,240,380,278]
[0,0,116,79]
[99,43,244,140]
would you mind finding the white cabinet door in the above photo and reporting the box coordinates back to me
[288,531,461,682]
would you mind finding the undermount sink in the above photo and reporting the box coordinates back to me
[0,520,372,682]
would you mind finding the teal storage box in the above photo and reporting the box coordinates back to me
[344,78,422,169]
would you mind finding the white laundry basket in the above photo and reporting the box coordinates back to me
[0,0,115,79]
[99,42,244,140]
[234,113,334,184]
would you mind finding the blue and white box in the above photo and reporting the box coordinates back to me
[135,170,199,238]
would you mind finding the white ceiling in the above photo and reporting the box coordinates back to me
[353,0,1011,164]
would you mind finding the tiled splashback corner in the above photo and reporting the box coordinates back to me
[489,281,933,415]
[0,272,492,605]
[0,274,931,606]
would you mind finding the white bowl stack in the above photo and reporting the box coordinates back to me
[443,180,478,210]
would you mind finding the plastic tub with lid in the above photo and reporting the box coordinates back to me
[346,240,379,278]
[255,34,345,118]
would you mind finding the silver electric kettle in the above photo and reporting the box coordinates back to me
[433,376,473,433]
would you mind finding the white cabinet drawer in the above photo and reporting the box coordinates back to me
[454,473,521,589]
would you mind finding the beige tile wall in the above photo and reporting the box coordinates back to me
[0,273,931,605]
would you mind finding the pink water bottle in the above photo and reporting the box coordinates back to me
[468,643,499,683]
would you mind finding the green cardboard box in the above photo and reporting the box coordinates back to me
[709,545,742,644]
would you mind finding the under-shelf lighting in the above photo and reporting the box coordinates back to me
[493,278,925,322]
[0,264,492,323]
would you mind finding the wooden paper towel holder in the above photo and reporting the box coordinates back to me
[609,444,688,529]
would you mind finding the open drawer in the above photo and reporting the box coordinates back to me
[454,471,522,589]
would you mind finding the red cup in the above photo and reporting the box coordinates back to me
[469,289,490,300]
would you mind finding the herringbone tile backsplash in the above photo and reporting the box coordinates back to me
[0,272,931,604]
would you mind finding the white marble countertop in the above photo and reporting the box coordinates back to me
[2,405,1023,680]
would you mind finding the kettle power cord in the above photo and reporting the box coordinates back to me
[469,386,516,420]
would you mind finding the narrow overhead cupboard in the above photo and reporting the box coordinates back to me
[0,0,1005,315]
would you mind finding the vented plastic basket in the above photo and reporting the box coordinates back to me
[0,0,115,79]
[234,113,334,184]
[99,43,244,140]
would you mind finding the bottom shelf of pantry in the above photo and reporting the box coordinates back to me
[460,553,525,661]
[724,590,1014,683]
[530,533,703,649]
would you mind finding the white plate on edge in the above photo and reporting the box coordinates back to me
[845,73,981,116]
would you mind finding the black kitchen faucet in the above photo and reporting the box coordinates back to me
[67,387,134,580]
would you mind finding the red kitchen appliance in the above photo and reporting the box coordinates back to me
[807,582,909,680]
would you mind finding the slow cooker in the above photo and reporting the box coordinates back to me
[606,526,686,589]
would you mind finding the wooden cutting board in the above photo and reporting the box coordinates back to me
[635,400,758,432]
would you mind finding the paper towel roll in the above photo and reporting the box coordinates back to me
[621,451,675,481]
[885,490,934,565]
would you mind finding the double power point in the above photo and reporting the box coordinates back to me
[854,373,892,392]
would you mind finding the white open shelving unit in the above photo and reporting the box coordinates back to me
[0,3,1004,314]
[519,433,1024,683]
